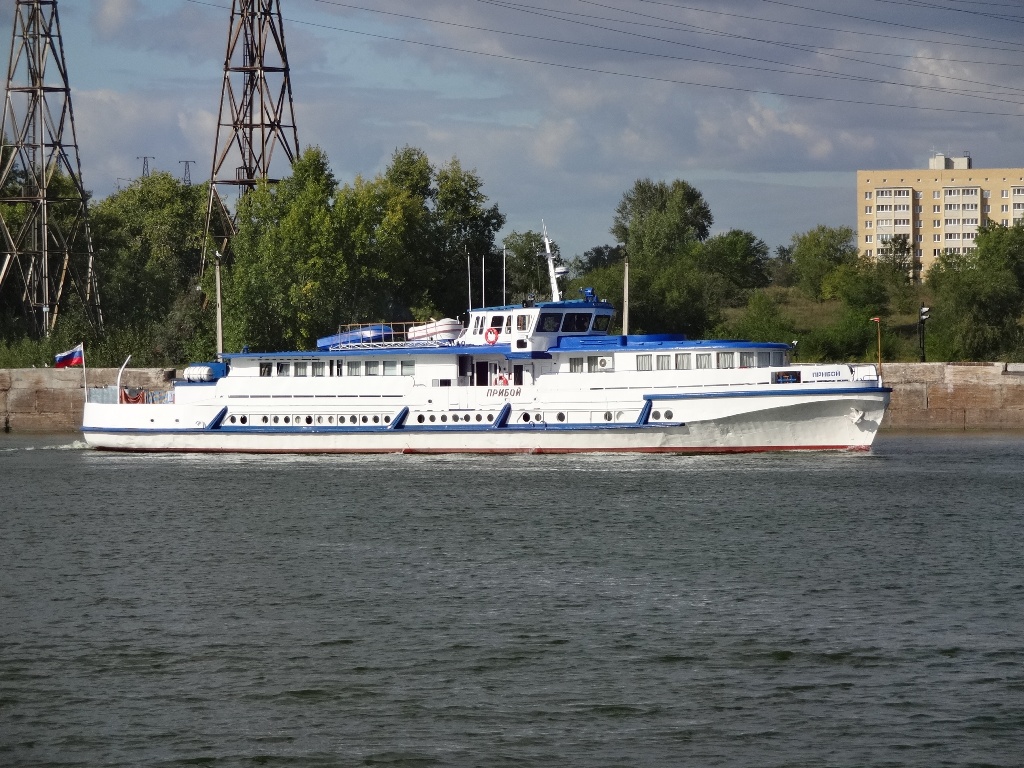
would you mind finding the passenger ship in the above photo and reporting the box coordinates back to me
[82,250,890,454]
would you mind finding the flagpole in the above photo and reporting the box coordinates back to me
[81,343,87,395]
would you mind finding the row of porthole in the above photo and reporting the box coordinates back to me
[416,413,493,423]
[226,414,393,426]
[651,410,675,420]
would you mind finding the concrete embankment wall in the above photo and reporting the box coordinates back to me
[0,368,174,433]
[2,363,1024,433]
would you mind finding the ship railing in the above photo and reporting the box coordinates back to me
[87,385,175,405]
[328,339,458,351]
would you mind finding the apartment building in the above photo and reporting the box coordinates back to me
[856,153,1024,280]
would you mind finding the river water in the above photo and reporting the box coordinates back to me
[1,433,1022,767]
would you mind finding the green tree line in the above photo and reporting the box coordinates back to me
[2,145,1023,366]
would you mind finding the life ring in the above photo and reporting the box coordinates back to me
[484,327,499,345]
[498,374,509,385]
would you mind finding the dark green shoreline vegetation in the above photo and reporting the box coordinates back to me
[3,146,1024,367]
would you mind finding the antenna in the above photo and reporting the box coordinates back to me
[0,0,102,336]
[201,0,300,275]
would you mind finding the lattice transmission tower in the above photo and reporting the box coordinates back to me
[202,0,300,275]
[0,0,101,336]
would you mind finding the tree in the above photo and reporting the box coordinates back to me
[926,222,1024,360]
[790,225,859,300]
[715,289,796,342]
[611,178,712,246]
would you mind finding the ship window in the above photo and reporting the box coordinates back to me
[383,360,398,376]
[696,353,712,369]
[516,314,531,332]
[757,350,771,367]
[587,356,600,373]
[739,351,756,368]
[656,354,671,370]
[472,315,484,335]
[401,360,415,376]
[636,354,652,371]
[771,350,786,367]
[592,315,611,332]
[675,353,691,370]
[538,313,562,332]
[569,357,584,373]
[312,361,325,377]
[489,315,504,328]
[294,361,308,377]
[718,352,735,369]
[276,362,291,376]
[365,361,380,376]
[561,312,591,332]
[504,316,512,334]
[347,360,361,376]
[259,363,272,377]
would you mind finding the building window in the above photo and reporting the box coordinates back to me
[864,221,872,229]
[933,205,941,213]
[933,220,941,227]
[569,357,584,373]
[933,190,941,199]
[962,188,978,196]
[675,353,691,370]
[865,249,872,257]
[945,232,961,240]
[1014,187,1024,196]
[864,191,872,199]
[945,219,959,226]
[933,234,941,242]
[1002,190,1009,198]
[636,354,652,371]
[865,235,873,243]
[895,219,910,226]
[945,189,959,196]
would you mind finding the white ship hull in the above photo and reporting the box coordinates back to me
[82,388,888,454]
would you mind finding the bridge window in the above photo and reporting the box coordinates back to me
[592,315,611,332]
[561,312,592,332]
[538,313,562,332]
[489,315,505,328]
[516,314,532,332]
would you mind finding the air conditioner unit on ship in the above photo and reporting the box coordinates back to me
[597,356,614,370]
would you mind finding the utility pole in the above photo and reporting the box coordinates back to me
[201,0,300,275]
[0,0,102,336]
[137,156,154,177]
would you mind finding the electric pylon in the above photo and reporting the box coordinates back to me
[0,0,102,336]
[201,0,300,275]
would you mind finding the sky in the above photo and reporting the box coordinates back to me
[3,0,1024,259]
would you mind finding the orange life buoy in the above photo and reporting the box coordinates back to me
[499,374,509,385]
[484,327,499,345]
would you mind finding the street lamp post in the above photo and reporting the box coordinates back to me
[919,304,930,362]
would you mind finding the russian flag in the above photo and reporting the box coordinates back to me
[54,343,85,369]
